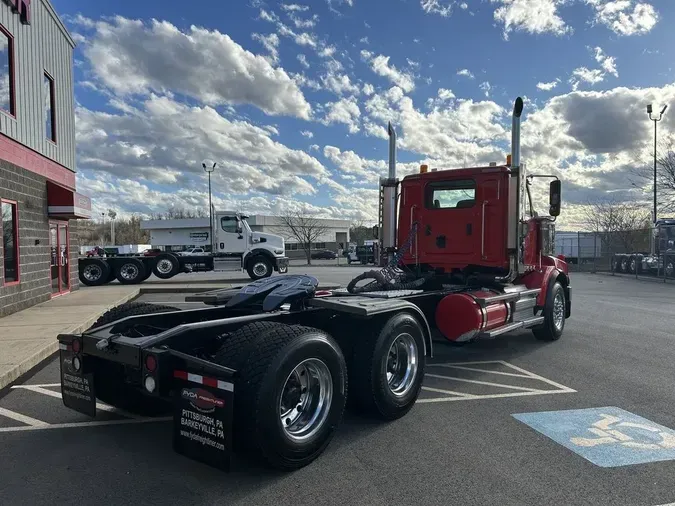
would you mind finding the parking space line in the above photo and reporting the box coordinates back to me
[0,417,172,433]
[499,361,577,392]
[11,383,61,388]
[421,386,479,398]
[0,406,49,427]
[417,389,574,404]
[13,385,144,420]
[424,373,549,393]
[428,364,532,379]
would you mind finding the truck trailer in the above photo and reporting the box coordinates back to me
[77,212,290,286]
[611,219,675,277]
[58,97,571,472]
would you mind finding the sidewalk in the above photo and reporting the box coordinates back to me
[0,285,140,390]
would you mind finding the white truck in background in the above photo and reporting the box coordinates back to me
[554,231,602,265]
[215,212,289,279]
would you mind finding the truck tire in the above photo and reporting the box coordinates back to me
[114,258,146,285]
[348,312,426,421]
[247,255,273,280]
[214,324,347,471]
[88,301,180,330]
[88,302,181,416]
[152,253,180,279]
[533,281,565,341]
[78,259,110,287]
[213,321,280,370]
[620,256,629,273]
[105,267,117,284]
[611,256,618,273]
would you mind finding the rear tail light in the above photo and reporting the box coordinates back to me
[71,338,81,354]
[145,354,157,372]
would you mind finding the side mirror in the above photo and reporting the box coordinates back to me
[372,225,379,239]
[549,179,561,217]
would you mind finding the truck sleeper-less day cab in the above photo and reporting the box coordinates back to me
[58,98,570,472]
[77,212,289,286]
[611,219,675,277]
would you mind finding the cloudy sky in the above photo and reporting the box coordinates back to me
[53,0,675,230]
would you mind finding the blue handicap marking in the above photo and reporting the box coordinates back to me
[513,407,675,468]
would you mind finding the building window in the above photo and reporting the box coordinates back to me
[1,199,19,284]
[0,26,15,116]
[44,72,56,142]
[313,242,326,249]
[285,243,298,251]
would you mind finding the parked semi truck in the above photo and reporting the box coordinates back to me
[59,97,571,473]
[611,219,675,276]
[78,212,289,286]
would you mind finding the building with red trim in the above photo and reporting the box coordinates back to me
[0,0,90,317]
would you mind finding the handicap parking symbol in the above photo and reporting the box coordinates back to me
[513,407,675,467]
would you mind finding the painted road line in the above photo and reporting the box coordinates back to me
[0,417,172,433]
[0,406,49,427]
[421,386,479,398]
[513,407,675,468]
[417,389,572,404]
[424,373,549,393]
[14,385,144,420]
[497,361,577,392]
[11,383,61,388]
[428,364,533,379]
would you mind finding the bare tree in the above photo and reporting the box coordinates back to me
[581,198,651,254]
[630,134,675,216]
[349,220,372,246]
[275,211,329,265]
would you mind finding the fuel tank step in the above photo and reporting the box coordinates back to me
[477,316,545,339]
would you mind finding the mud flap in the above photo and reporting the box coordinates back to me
[172,370,234,471]
[58,344,96,417]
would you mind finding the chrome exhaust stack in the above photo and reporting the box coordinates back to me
[380,122,398,265]
[507,97,524,277]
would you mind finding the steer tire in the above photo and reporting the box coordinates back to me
[78,259,110,287]
[152,253,180,279]
[114,258,146,285]
[246,255,273,280]
[348,312,426,421]
[533,281,565,342]
[214,324,347,471]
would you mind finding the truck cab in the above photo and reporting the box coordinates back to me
[215,212,289,279]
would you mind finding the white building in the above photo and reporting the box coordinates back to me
[140,214,351,258]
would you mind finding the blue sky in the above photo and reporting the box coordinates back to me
[50,0,675,228]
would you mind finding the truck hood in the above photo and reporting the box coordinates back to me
[250,232,285,251]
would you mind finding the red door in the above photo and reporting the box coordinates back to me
[50,222,70,296]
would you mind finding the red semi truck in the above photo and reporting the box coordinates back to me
[57,97,570,472]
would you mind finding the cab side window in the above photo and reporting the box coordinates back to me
[426,180,476,209]
[220,216,239,233]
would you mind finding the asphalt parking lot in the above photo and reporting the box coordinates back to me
[2,272,675,506]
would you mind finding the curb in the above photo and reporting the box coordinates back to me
[591,271,673,285]
[0,288,141,391]
[139,286,227,294]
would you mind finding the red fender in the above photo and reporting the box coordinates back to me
[519,255,569,307]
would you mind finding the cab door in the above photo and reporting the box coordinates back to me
[217,215,247,255]
[421,178,478,265]
[478,175,507,265]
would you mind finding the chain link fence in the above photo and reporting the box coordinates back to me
[555,225,675,281]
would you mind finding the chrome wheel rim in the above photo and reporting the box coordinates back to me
[630,259,636,272]
[667,263,674,276]
[253,262,268,277]
[83,264,102,281]
[553,292,565,331]
[120,264,139,280]
[279,358,333,442]
[386,333,418,397]
[156,259,173,274]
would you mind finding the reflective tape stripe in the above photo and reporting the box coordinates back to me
[174,370,234,392]
[58,343,68,350]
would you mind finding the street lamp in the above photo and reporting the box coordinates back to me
[202,160,217,253]
[108,210,117,246]
[647,103,667,223]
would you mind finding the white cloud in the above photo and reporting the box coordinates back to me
[321,96,361,133]
[281,4,310,12]
[360,36,369,44]
[460,2,468,8]
[291,14,319,29]
[301,130,314,138]
[421,0,454,17]
[297,54,310,68]
[318,45,337,58]
[569,67,605,90]
[251,32,280,63]
[491,0,571,39]
[587,0,658,35]
[438,88,455,101]
[363,83,375,95]
[407,58,420,69]
[309,144,320,151]
[361,51,416,92]
[80,17,311,119]
[479,81,492,97]
[537,79,559,91]
[593,46,618,77]
[457,68,475,79]
[321,72,361,95]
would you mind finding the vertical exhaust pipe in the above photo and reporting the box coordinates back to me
[511,97,523,170]
[508,97,524,278]
[380,122,398,264]
[388,122,396,179]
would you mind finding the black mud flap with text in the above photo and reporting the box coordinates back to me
[58,344,96,417]
[172,370,234,471]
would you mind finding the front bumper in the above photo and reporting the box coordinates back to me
[275,256,289,272]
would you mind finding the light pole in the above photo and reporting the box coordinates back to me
[647,104,667,223]
[108,210,117,246]
[202,161,217,252]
